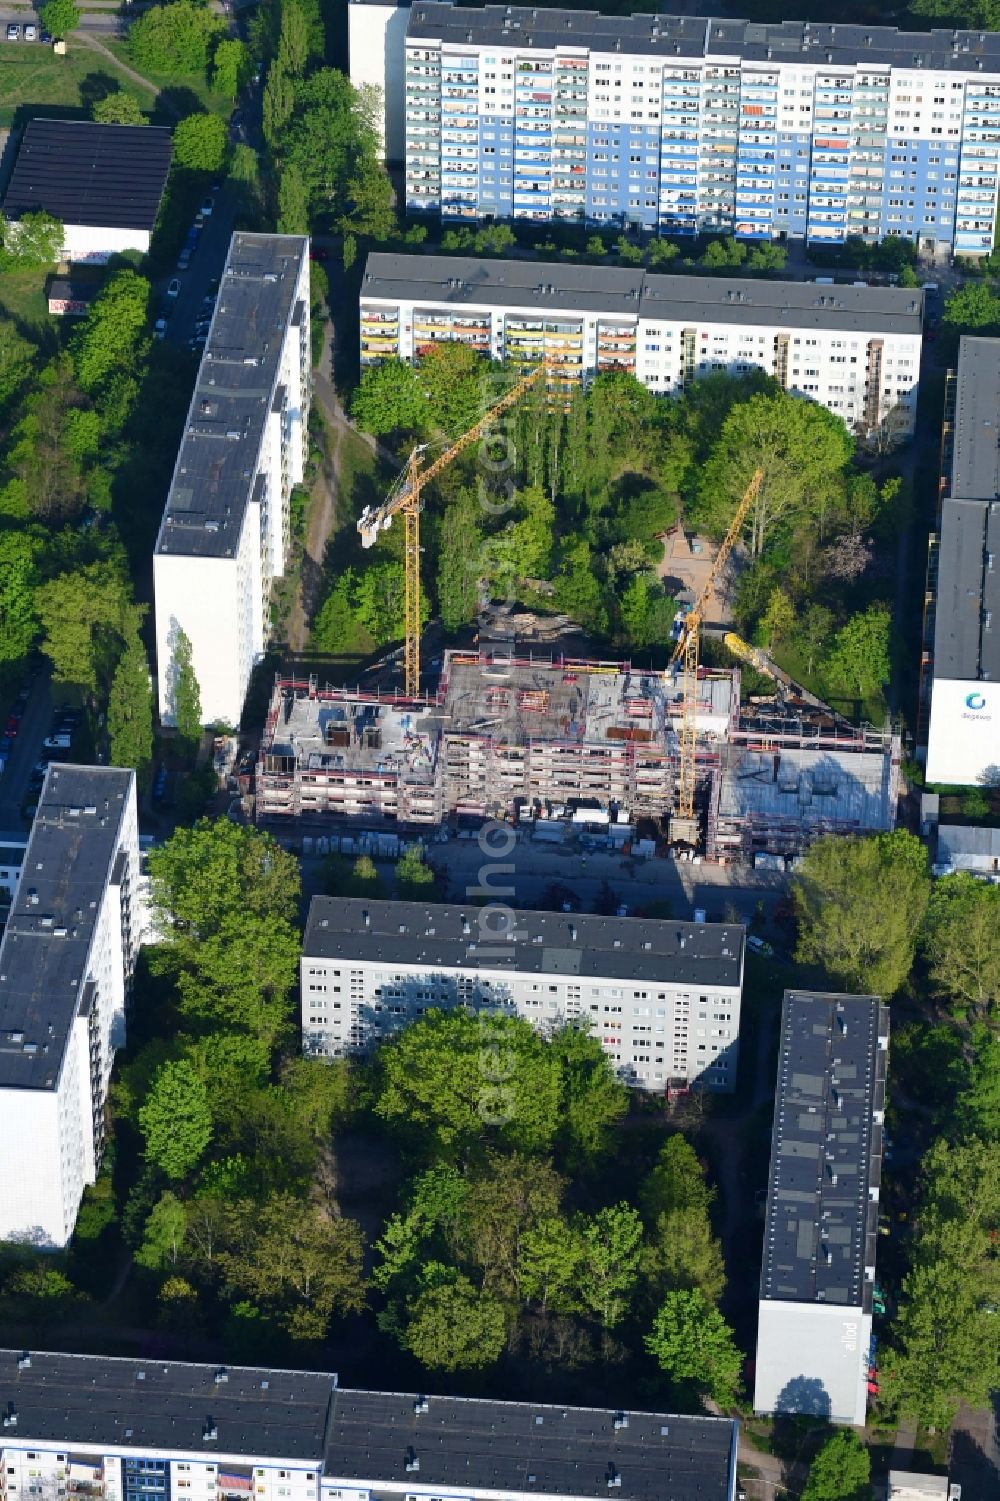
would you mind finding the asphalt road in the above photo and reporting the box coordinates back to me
[160,178,243,348]
[0,668,51,830]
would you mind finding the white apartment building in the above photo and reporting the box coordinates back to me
[154,234,311,730]
[0,1350,740,1501]
[301,897,745,1092]
[0,767,139,1248]
[360,254,924,437]
[754,991,889,1427]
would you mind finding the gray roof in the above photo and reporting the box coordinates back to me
[0,1350,738,1501]
[155,233,307,562]
[950,337,1000,502]
[760,991,888,1312]
[325,1389,737,1501]
[3,119,172,231]
[304,897,744,987]
[936,823,1000,861]
[0,1350,333,1461]
[0,766,133,1091]
[362,253,924,336]
[933,338,1000,684]
[405,3,1000,73]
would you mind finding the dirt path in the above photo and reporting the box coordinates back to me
[75,32,174,113]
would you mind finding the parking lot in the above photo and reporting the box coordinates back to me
[0,672,86,830]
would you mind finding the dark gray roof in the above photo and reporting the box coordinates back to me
[46,279,100,304]
[325,1389,737,1501]
[155,232,308,562]
[0,1351,737,1501]
[0,766,133,1091]
[3,119,172,231]
[304,897,744,987]
[362,253,924,336]
[950,337,1000,503]
[406,3,1000,72]
[760,991,888,1312]
[933,338,1000,684]
[0,1350,333,1460]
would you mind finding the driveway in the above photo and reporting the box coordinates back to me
[161,179,241,348]
[0,669,51,829]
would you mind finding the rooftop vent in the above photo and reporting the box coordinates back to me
[203,1420,218,1442]
[414,1397,429,1415]
[16,1354,30,1371]
[214,1367,229,1385]
[613,1412,629,1431]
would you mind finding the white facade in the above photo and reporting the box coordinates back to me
[62,223,151,264]
[153,234,311,730]
[754,1301,873,1428]
[348,0,409,161]
[301,901,744,1093]
[360,257,923,438]
[0,768,139,1248]
[925,677,1000,785]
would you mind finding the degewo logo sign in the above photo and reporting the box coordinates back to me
[962,690,991,720]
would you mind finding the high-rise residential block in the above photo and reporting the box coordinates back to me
[153,233,311,730]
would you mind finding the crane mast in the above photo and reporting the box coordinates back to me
[357,364,551,699]
[669,468,763,847]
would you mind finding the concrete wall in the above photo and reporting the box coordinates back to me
[63,223,151,264]
[926,677,1000,786]
[154,541,253,731]
[754,1299,872,1427]
[349,0,410,163]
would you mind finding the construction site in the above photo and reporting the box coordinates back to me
[254,649,900,861]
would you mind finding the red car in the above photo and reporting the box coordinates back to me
[309,246,329,263]
[5,716,19,738]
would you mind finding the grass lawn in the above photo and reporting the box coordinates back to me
[0,40,157,127]
[100,40,232,119]
[0,264,56,331]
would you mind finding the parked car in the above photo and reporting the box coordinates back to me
[6,23,20,40]
[167,278,182,297]
[24,24,36,40]
[746,934,775,957]
[154,318,168,339]
[5,716,19,737]
[0,737,11,754]
[43,734,71,750]
[177,249,191,271]
[40,29,52,43]
[201,195,215,217]
[309,246,329,262]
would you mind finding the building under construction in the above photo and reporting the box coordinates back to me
[255,649,900,858]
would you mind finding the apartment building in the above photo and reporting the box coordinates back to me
[301,896,745,1092]
[349,0,1000,255]
[153,234,311,730]
[754,990,889,1427]
[0,1350,740,1501]
[0,767,139,1248]
[924,336,1000,786]
[360,252,923,433]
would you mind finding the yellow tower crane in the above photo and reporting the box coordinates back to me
[669,468,763,847]
[357,363,551,699]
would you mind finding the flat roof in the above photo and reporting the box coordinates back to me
[937,823,1000,860]
[0,1352,737,1500]
[155,232,308,562]
[718,746,896,836]
[362,253,924,337]
[950,337,1000,502]
[405,4,1000,72]
[325,1389,737,1501]
[760,991,888,1312]
[0,1350,333,1461]
[0,766,133,1091]
[304,897,744,988]
[3,119,172,231]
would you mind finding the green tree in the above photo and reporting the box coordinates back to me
[35,561,139,694]
[157,1276,201,1333]
[352,562,405,646]
[277,163,310,235]
[167,625,202,747]
[922,871,1000,1020]
[342,232,357,272]
[0,319,36,414]
[646,1290,743,1406]
[822,605,891,703]
[135,1191,189,1269]
[91,90,145,124]
[108,631,154,786]
[943,279,1000,334]
[642,1136,714,1221]
[578,1203,643,1328]
[139,1060,213,1179]
[796,603,834,677]
[550,1025,628,1163]
[747,242,788,273]
[403,1267,507,1371]
[460,1153,565,1299]
[800,1431,872,1501]
[230,143,259,189]
[352,358,429,437]
[518,1216,586,1313]
[70,269,150,395]
[418,341,489,441]
[212,37,248,99]
[760,586,796,651]
[375,1009,562,1156]
[694,391,853,558]
[0,533,39,671]
[958,1026,1000,1138]
[277,0,309,77]
[173,113,228,174]
[793,832,931,995]
[263,64,296,146]
[1,210,63,269]
[647,238,681,268]
[38,0,80,39]
[395,844,437,899]
[129,1,224,75]
[437,491,482,631]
